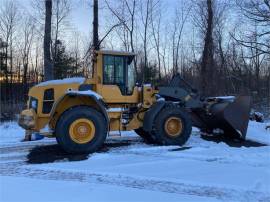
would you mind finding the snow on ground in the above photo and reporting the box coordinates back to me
[247,121,270,144]
[0,121,55,146]
[1,176,218,202]
[0,122,25,144]
[0,121,269,202]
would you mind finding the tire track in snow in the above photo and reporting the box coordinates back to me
[0,162,269,202]
[1,137,269,201]
[0,141,55,154]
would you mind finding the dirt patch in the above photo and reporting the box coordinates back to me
[201,134,267,147]
[26,144,89,164]
[27,141,132,164]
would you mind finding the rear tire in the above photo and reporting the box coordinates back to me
[151,104,192,146]
[55,106,107,154]
[135,127,156,144]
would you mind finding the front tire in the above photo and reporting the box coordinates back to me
[135,127,156,144]
[151,104,192,146]
[55,106,107,154]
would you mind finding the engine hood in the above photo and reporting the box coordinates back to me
[36,77,85,87]
[28,77,86,99]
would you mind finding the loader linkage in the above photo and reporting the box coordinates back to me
[158,74,252,139]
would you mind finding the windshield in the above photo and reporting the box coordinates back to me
[103,54,136,95]
[127,58,136,94]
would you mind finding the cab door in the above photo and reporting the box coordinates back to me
[103,55,127,95]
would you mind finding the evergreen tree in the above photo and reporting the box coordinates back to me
[53,40,76,79]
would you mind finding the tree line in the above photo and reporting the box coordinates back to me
[0,0,269,120]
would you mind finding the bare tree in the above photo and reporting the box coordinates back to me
[171,2,191,74]
[193,0,217,96]
[140,0,151,82]
[52,0,71,62]
[150,1,162,80]
[105,0,138,75]
[44,0,53,81]
[0,0,18,85]
[161,23,170,78]
[20,16,35,91]
[70,31,82,75]
[93,0,99,50]
[235,0,270,56]
[232,0,270,110]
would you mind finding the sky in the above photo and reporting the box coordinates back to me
[69,0,92,34]
[10,0,179,37]
[0,0,196,69]
[70,0,179,34]
[16,0,92,34]
[0,0,246,61]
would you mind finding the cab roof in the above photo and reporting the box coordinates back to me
[96,50,136,56]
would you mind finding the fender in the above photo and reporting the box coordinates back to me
[143,101,166,132]
[50,90,109,124]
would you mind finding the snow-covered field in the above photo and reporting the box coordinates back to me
[0,121,269,202]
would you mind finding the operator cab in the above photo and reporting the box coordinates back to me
[101,50,136,95]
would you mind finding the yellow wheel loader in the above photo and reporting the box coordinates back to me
[18,50,251,154]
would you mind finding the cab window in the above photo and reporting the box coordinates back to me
[103,55,126,94]
[103,56,115,84]
[127,57,135,94]
[114,57,124,85]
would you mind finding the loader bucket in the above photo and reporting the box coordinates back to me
[205,96,252,139]
[222,96,252,139]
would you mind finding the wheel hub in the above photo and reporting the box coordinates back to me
[164,117,183,137]
[69,118,95,144]
[78,126,87,134]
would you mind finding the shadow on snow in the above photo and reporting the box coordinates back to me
[26,135,267,164]
[200,134,267,147]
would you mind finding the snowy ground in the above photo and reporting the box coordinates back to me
[0,121,269,202]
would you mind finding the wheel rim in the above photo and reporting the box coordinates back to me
[164,117,183,137]
[69,118,95,144]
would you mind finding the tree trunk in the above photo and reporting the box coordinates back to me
[5,39,8,86]
[44,0,53,81]
[129,0,137,77]
[143,0,150,82]
[200,0,214,96]
[93,0,99,50]
[23,63,28,89]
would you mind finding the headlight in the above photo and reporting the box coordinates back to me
[29,97,38,112]
[31,100,37,109]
